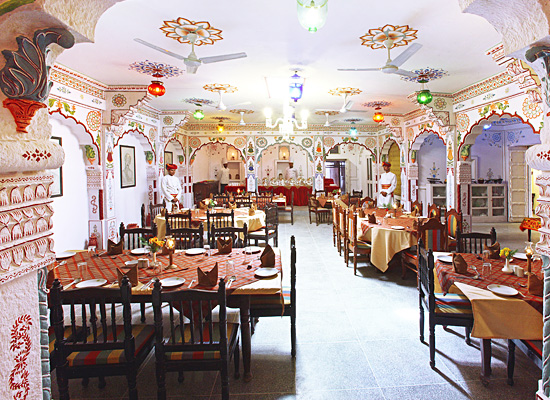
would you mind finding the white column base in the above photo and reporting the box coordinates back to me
[537,380,549,400]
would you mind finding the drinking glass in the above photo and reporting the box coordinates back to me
[87,246,96,257]
[204,244,211,258]
[77,262,89,282]
[481,249,491,280]
[226,260,235,280]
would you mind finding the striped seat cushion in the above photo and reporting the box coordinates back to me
[434,293,473,314]
[67,325,154,367]
[403,249,417,259]
[249,229,276,236]
[284,206,292,211]
[250,286,291,309]
[49,326,78,355]
[356,240,371,250]
[164,322,239,361]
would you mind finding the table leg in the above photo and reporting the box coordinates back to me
[480,338,492,386]
[239,296,252,382]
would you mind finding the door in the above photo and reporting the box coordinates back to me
[365,156,374,198]
[508,146,528,222]
[325,160,346,192]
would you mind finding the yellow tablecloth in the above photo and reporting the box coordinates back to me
[454,282,543,340]
[357,218,417,272]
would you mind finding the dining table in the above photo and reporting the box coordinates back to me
[53,246,285,382]
[434,252,543,384]
[154,208,266,239]
[357,208,419,272]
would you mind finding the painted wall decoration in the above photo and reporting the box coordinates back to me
[456,113,470,133]
[400,67,448,83]
[189,137,201,149]
[119,145,136,188]
[86,110,101,131]
[390,117,401,126]
[233,136,246,148]
[301,137,313,148]
[149,127,157,141]
[160,17,223,45]
[129,60,185,78]
[522,97,543,119]
[323,136,335,148]
[255,137,267,148]
[365,137,377,148]
[111,93,127,107]
[460,144,472,160]
[433,97,447,110]
[360,24,417,49]
[163,116,174,125]
[9,314,32,400]
[478,101,509,118]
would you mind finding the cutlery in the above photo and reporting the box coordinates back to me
[518,283,527,288]
[227,276,236,289]
[188,279,195,289]
[65,278,80,289]
[142,279,155,290]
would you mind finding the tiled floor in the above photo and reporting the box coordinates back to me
[51,210,542,399]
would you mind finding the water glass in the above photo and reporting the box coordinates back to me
[481,262,491,279]
[226,260,235,280]
[77,262,89,281]
[87,246,96,257]
[204,244,211,258]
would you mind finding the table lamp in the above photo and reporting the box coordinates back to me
[165,236,177,270]
[525,241,534,275]
[392,202,398,218]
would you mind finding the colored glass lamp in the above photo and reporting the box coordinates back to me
[349,122,357,137]
[416,79,432,105]
[217,124,225,133]
[372,107,384,123]
[148,80,166,97]
[289,71,304,102]
[297,0,328,33]
[193,109,205,120]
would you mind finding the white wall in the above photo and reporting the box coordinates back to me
[326,144,371,193]
[471,132,504,181]
[258,144,312,180]
[49,118,89,252]
[192,143,245,185]
[417,134,446,183]
[113,134,150,227]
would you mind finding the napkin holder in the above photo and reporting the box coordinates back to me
[197,262,218,287]
[217,237,233,254]
[260,244,276,268]
[528,273,544,296]
[452,253,468,274]
[484,242,501,260]
[249,205,257,216]
[117,265,138,286]
[106,239,124,255]
[368,213,377,224]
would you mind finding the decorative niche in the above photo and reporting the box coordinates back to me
[279,145,289,160]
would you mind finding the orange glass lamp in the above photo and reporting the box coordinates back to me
[165,236,176,270]
[217,124,225,133]
[148,80,166,97]
[372,107,384,123]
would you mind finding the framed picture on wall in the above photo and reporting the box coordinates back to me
[164,151,173,175]
[120,145,136,188]
[49,136,63,197]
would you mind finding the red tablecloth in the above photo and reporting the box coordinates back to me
[224,185,312,206]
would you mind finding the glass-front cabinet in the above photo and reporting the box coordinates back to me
[471,183,507,222]
[427,183,446,208]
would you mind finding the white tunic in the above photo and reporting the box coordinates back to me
[219,167,230,185]
[377,171,397,207]
[161,174,182,205]
[285,167,298,180]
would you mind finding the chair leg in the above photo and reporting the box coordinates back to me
[419,296,425,343]
[465,326,471,345]
[126,366,138,400]
[353,250,357,276]
[507,339,515,386]
[156,359,167,400]
[429,319,436,369]
[234,340,241,379]
[56,367,70,400]
[140,303,146,323]
[98,376,106,389]
[291,311,296,358]
[221,360,230,400]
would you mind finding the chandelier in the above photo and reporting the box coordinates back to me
[265,103,308,138]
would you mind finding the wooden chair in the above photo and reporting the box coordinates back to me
[51,277,155,400]
[346,211,372,275]
[258,188,274,196]
[207,209,235,245]
[427,203,441,220]
[166,210,192,230]
[456,227,497,254]
[119,222,156,250]
[417,240,473,369]
[213,193,229,207]
[151,278,240,400]
[411,200,423,216]
[308,195,331,225]
[235,195,252,208]
[249,204,278,247]
[507,339,542,386]
[352,189,363,197]
[445,208,463,251]
[211,223,248,249]
[255,193,273,210]
[332,204,339,248]
[402,217,447,279]
[360,196,377,209]
[314,189,326,197]
[250,236,297,357]
[279,191,294,225]
[167,223,203,250]
[349,194,362,207]
[149,202,166,225]
[337,206,348,256]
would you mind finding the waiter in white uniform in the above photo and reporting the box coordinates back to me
[161,163,182,212]
[377,161,397,207]
[219,162,230,193]
[285,162,298,180]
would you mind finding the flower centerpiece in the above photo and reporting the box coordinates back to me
[499,247,517,274]
[141,236,165,268]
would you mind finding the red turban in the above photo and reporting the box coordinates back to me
[166,164,177,170]
[382,161,391,167]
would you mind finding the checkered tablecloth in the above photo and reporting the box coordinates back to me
[55,248,282,293]
[435,253,543,313]
[359,208,418,239]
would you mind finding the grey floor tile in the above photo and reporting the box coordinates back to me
[382,383,472,400]
[297,388,385,400]
[460,377,539,400]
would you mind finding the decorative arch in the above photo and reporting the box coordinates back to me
[164,137,184,152]
[409,129,446,162]
[326,141,375,158]
[381,137,399,160]
[257,141,314,162]
[114,128,155,155]
[189,142,245,165]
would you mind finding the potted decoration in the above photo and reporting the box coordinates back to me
[500,247,517,274]
[145,151,154,164]
[84,145,96,164]
[141,236,165,270]
[178,155,184,164]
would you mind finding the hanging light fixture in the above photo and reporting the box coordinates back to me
[217,124,225,133]
[148,80,166,97]
[265,103,308,139]
[416,79,433,105]
[297,0,328,33]
[372,107,384,123]
[349,122,357,137]
[193,109,205,120]
[289,71,304,102]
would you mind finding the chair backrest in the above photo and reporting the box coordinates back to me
[418,217,447,252]
[417,239,436,310]
[150,202,165,221]
[308,195,318,210]
[256,193,273,210]
[120,222,156,250]
[332,204,339,230]
[349,194,361,206]
[352,190,363,197]
[166,210,192,230]
[235,196,252,208]
[141,203,146,227]
[259,188,274,196]
[207,210,235,237]
[151,278,229,364]
[265,204,279,228]
[168,224,204,249]
[50,277,135,364]
[314,190,325,197]
[213,194,229,207]
[411,200,423,215]
[360,196,377,209]
[427,203,441,219]
[211,223,248,248]
[347,211,358,246]
[338,207,347,235]
[457,227,497,254]
[445,208,463,239]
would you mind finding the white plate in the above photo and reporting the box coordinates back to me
[487,284,519,297]
[514,253,528,260]
[185,248,206,255]
[56,251,76,259]
[255,267,279,278]
[391,225,405,230]
[437,255,453,263]
[130,248,149,255]
[75,279,107,288]
[160,277,186,288]
[244,246,262,254]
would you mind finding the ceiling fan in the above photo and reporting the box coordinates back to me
[187,92,250,112]
[338,37,422,77]
[316,93,368,114]
[134,33,247,74]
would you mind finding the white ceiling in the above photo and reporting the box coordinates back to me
[56,0,504,125]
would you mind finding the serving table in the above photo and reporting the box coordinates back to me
[435,253,543,383]
[54,247,284,382]
[357,209,418,272]
[224,185,312,206]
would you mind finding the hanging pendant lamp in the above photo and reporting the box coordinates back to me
[297,0,328,33]
[372,107,384,123]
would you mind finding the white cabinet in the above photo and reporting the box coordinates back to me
[471,183,507,222]
[427,183,446,208]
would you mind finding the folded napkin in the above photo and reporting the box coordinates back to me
[528,273,543,296]
[126,223,139,229]
[117,265,138,286]
[452,253,468,274]
[229,202,237,209]
[341,194,349,205]
[484,242,501,259]
[368,213,377,224]
[411,208,418,217]
[106,239,123,255]
[358,209,365,218]
[197,262,218,287]
[199,201,208,210]
[318,197,327,207]
[217,237,233,254]
[260,244,276,268]
[249,204,257,216]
